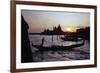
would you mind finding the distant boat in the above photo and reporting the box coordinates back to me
[61,36,82,42]
[32,40,85,51]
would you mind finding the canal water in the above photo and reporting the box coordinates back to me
[29,35,90,62]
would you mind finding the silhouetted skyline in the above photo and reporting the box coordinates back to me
[21,10,90,33]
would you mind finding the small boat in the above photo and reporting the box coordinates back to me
[61,36,82,42]
[32,40,85,51]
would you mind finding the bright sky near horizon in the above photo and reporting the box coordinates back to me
[21,10,90,33]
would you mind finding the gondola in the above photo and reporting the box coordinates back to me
[61,37,82,42]
[32,40,85,51]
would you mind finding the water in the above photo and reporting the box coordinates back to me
[29,35,90,62]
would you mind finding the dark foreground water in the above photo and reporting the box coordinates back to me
[29,35,90,62]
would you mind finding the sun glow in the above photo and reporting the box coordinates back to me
[65,27,75,32]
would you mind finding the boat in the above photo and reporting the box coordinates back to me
[32,40,85,51]
[61,36,82,42]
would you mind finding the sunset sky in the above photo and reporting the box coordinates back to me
[21,10,90,33]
